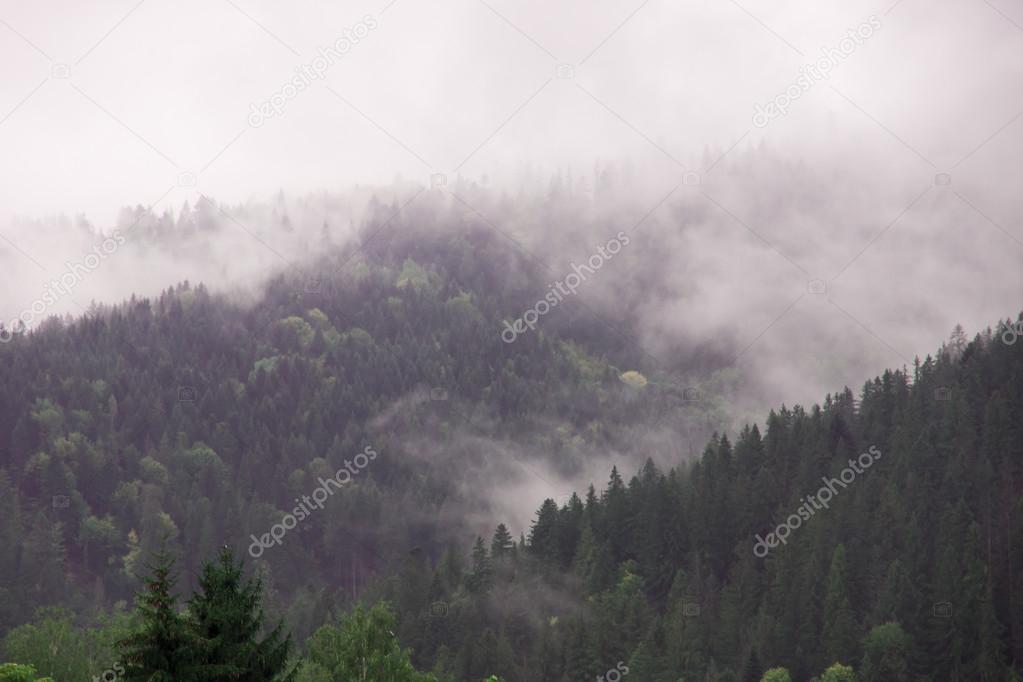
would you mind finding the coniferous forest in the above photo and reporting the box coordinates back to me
[0,193,1020,682]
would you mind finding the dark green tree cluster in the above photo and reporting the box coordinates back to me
[370,323,1023,680]
[116,547,295,681]
[1,550,447,682]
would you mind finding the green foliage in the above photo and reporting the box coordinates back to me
[117,549,209,680]
[822,545,859,665]
[188,547,296,681]
[859,623,911,682]
[305,603,435,681]
[396,259,431,292]
[0,663,49,682]
[467,538,492,594]
[760,668,792,682]
[275,316,315,351]
[819,662,857,681]
[295,660,332,682]
[1,609,91,681]
[490,524,513,558]
[114,547,297,680]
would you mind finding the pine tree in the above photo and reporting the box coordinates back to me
[490,524,513,558]
[188,547,297,680]
[822,544,859,666]
[117,548,208,680]
[560,618,596,682]
[468,537,492,594]
[528,500,561,563]
[742,648,764,682]
[974,581,1009,680]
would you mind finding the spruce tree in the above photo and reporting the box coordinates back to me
[528,499,561,562]
[822,544,859,666]
[117,548,207,681]
[188,547,296,681]
[468,537,493,594]
[490,524,513,558]
[742,648,764,682]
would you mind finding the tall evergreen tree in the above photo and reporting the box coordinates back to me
[490,524,513,558]
[117,549,208,681]
[188,547,297,681]
[822,544,859,666]
[468,537,493,594]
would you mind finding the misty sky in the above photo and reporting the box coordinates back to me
[1,0,1022,429]
[1,0,1019,220]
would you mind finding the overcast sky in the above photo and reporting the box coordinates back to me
[1,0,1019,222]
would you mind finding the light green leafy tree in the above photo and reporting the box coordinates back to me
[305,603,435,681]
[1,608,90,681]
[859,623,911,682]
[761,668,792,682]
[820,662,857,681]
[0,663,52,681]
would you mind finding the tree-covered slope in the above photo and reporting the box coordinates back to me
[0,198,1020,680]
[382,320,1023,680]
[0,208,720,646]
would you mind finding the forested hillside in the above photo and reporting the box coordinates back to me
[378,320,1023,680]
[0,197,1020,680]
